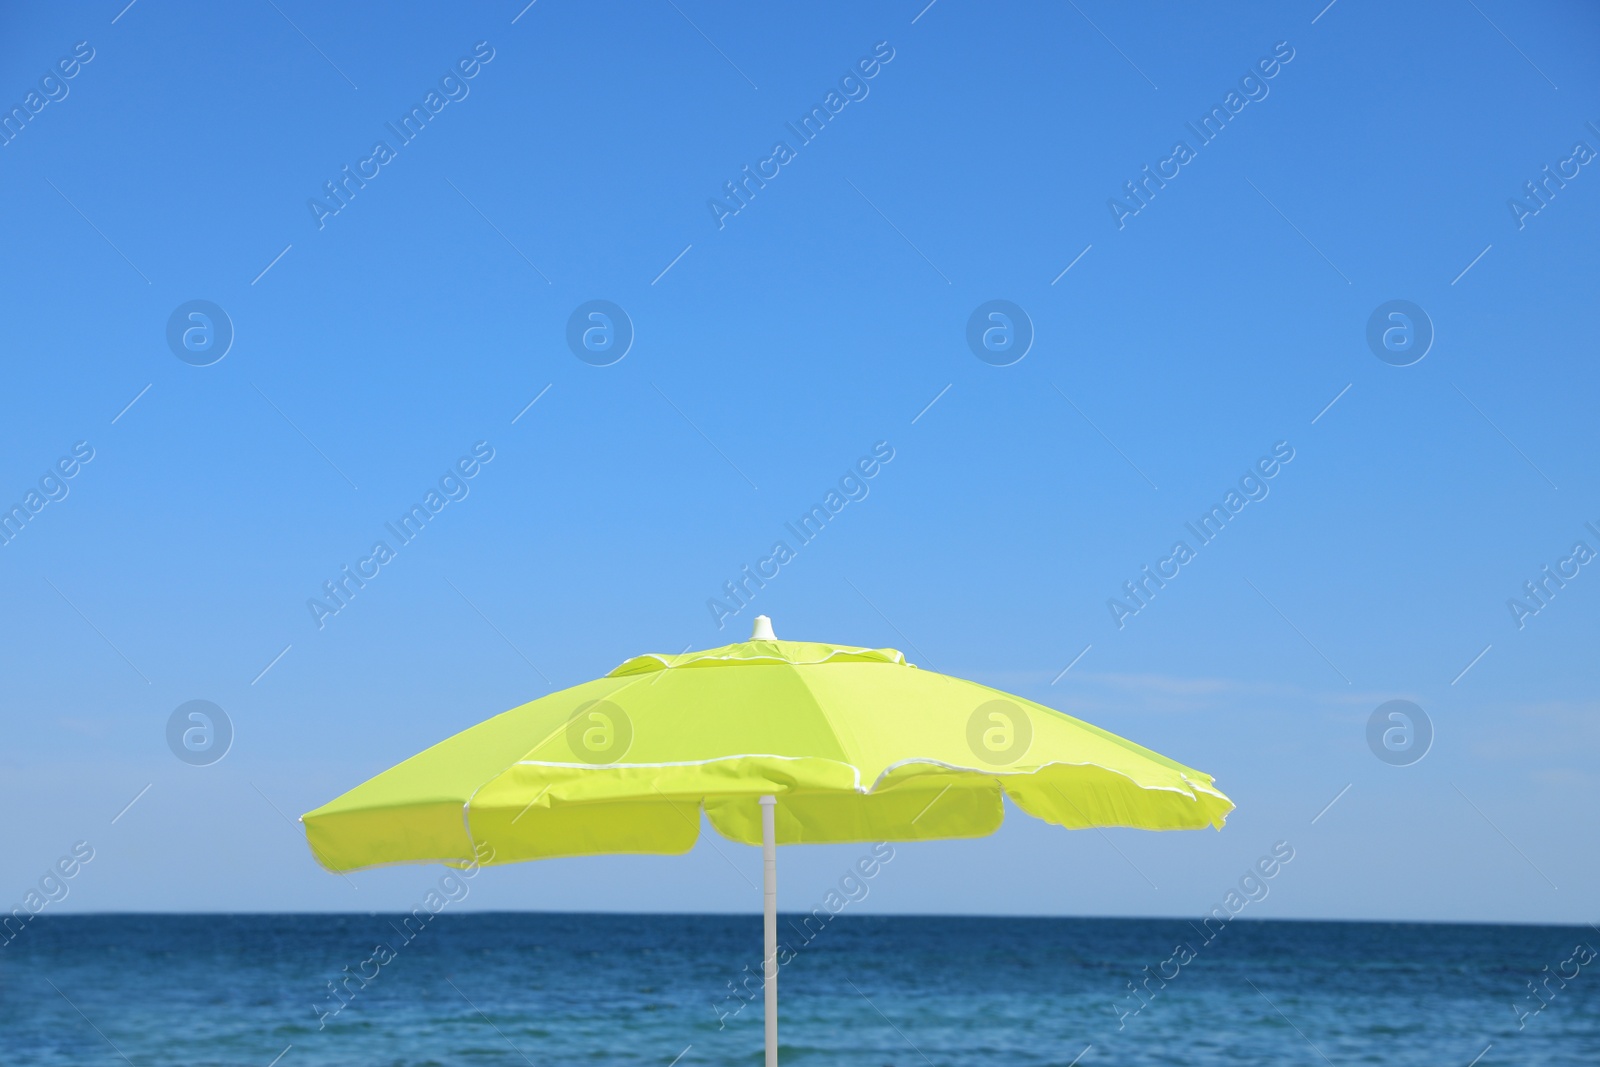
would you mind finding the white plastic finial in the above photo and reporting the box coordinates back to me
[751,615,776,641]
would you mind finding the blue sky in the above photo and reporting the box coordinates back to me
[1,0,1597,926]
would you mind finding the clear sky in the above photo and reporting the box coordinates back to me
[2,0,1596,926]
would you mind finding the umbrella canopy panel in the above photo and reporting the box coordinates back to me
[301,638,1233,872]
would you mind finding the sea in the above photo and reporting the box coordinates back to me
[2,914,1596,1065]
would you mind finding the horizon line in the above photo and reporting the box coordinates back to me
[11,910,1592,931]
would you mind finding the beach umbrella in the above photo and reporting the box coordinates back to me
[301,615,1232,1065]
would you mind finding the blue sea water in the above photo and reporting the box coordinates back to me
[2,914,1596,1065]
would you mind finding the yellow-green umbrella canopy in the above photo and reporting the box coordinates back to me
[301,624,1232,872]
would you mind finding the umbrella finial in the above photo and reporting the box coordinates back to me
[751,615,776,641]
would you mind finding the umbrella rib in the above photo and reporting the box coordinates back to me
[459,670,668,855]
[784,661,859,793]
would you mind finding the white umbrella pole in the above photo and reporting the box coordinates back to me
[760,794,778,1067]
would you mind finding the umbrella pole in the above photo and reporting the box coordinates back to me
[760,794,778,1067]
